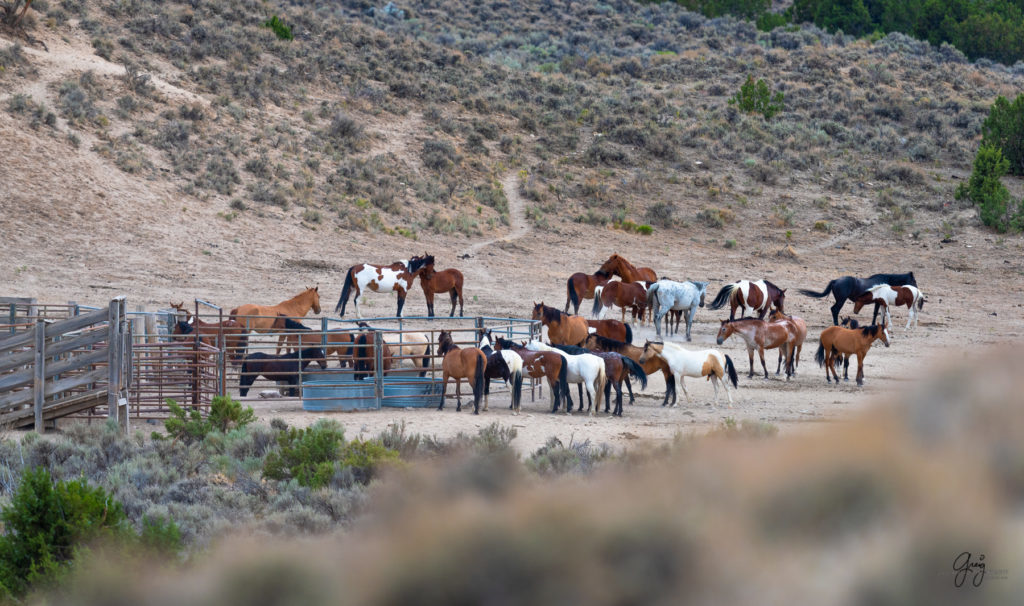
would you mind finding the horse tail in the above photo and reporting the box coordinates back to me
[917,293,925,310]
[556,359,569,408]
[594,364,607,412]
[419,344,431,377]
[815,342,826,367]
[798,279,836,300]
[708,284,735,310]
[724,355,738,388]
[624,322,633,344]
[591,286,604,318]
[472,352,486,406]
[335,266,356,316]
[512,367,523,411]
[645,281,660,306]
[622,356,647,391]
[567,277,580,311]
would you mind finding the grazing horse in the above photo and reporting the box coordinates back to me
[598,253,658,283]
[239,347,327,397]
[565,270,612,314]
[768,310,808,376]
[852,284,925,330]
[586,318,632,344]
[715,318,801,379]
[526,341,607,416]
[532,302,589,346]
[592,281,649,325]
[335,255,433,318]
[638,341,738,406]
[494,337,569,413]
[478,332,523,414]
[816,321,891,386]
[419,264,465,317]
[552,344,646,417]
[229,287,322,333]
[583,333,677,407]
[169,303,249,362]
[436,331,487,414]
[798,272,917,325]
[708,280,786,320]
[647,280,708,340]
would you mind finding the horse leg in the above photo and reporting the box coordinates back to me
[710,374,720,406]
[776,344,786,375]
[871,301,881,325]
[396,290,407,318]
[830,299,843,326]
[454,377,462,411]
[625,376,634,405]
[686,308,695,342]
[758,346,768,379]
[654,309,665,338]
[747,346,755,378]
[856,353,865,386]
[484,376,490,412]
[843,355,851,381]
[450,288,460,318]
[438,372,449,410]
[678,374,690,405]
[579,383,588,412]
[729,302,737,321]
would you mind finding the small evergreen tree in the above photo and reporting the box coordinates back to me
[956,145,1024,233]
[729,75,784,119]
[981,93,1024,176]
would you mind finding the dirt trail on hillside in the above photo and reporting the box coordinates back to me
[461,170,531,256]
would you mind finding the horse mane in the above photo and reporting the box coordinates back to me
[283,318,309,330]
[541,304,563,324]
[595,270,610,278]
[175,321,194,334]
[860,325,879,337]
[588,333,629,353]
[552,343,588,355]
[722,317,759,324]
[494,336,518,350]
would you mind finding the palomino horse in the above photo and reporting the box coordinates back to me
[238,347,327,397]
[436,330,487,414]
[418,263,465,317]
[229,287,322,335]
[815,320,891,386]
[583,333,677,407]
[553,344,646,417]
[586,318,632,344]
[532,302,589,346]
[592,282,649,325]
[169,302,249,362]
[852,284,925,330]
[478,332,523,414]
[768,310,808,376]
[647,280,708,340]
[598,253,658,283]
[526,341,607,416]
[493,336,569,413]
[335,255,432,318]
[638,341,738,407]
[715,318,800,379]
[565,270,612,314]
[799,272,917,325]
[709,280,786,321]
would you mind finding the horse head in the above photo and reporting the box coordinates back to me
[437,330,455,355]
[307,286,322,314]
[775,288,786,313]
[532,302,543,321]
[715,320,732,345]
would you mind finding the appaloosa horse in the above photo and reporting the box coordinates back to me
[335,255,433,318]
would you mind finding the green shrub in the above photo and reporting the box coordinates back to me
[208,395,256,434]
[981,94,1024,176]
[159,399,212,445]
[956,145,1024,233]
[729,75,784,120]
[262,15,293,41]
[263,421,345,488]
[338,440,401,484]
[139,514,183,559]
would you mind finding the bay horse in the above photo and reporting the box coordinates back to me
[583,333,677,407]
[351,331,394,380]
[526,341,607,416]
[715,318,800,379]
[418,263,465,317]
[493,336,569,413]
[852,284,925,331]
[830,317,860,381]
[436,330,487,414]
[638,341,738,407]
[598,253,658,283]
[238,347,327,397]
[565,270,612,314]
[591,281,649,325]
[647,280,708,341]
[478,332,523,414]
[815,320,891,386]
[229,286,322,333]
[335,255,432,318]
[532,302,589,346]
[553,343,646,417]
[586,318,632,344]
[768,310,808,376]
[169,303,249,362]
[708,280,786,320]
[798,272,917,325]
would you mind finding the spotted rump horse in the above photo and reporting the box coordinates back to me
[335,255,433,318]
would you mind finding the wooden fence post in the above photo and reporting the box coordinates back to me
[107,298,124,426]
[33,319,45,432]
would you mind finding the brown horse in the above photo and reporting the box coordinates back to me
[583,333,677,407]
[436,331,487,414]
[598,253,658,283]
[586,318,632,344]
[815,321,891,386]
[591,281,649,325]
[565,270,612,314]
[830,316,860,380]
[169,303,249,362]
[324,330,357,368]
[532,302,589,346]
[418,263,465,317]
[708,280,786,320]
[715,318,801,379]
[335,255,433,318]
[229,287,322,334]
[350,330,395,380]
[493,336,569,413]
[768,309,808,376]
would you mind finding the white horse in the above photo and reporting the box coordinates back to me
[647,280,709,341]
[858,284,925,331]
[526,341,607,416]
[479,333,525,414]
[637,340,738,406]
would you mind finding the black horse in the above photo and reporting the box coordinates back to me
[799,272,917,325]
[239,347,327,397]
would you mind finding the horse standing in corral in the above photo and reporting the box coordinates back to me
[565,270,612,315]
[638,341,738,407]
[532,302,589,346]
[583,333,678,407]
[647,280,708,340]
[494,336,569,414]
[586,318,632,344]
[436,330,487,414]
[852,284,925,331]
[270,315,313,354]
[768,309,808,376]
[598,253,658,283]
[478,332,523,414]
[708,280,786,321]
[592,281,649,325]
[798,272,917,325]
[715,318,800,380]
[526,341,607,416]
[816,320,891,386]
[335,255,433,318]
[323,330,359,368]
[553,344,646,417]
[238,347,327,397]
[169,303,249,362]
[354,322,432,378]
[229,287,322,334]
[418,263,465,317]
[350,331,394,381]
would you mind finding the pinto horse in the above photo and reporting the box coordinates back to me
[715,318,800,379]
[583,333,677,407]
[553,344,646,417]
[708,280,786,321]
[592,281,649,325]
[532,302,589,346]
[478,332,523,414]
[494,336,569,413]
[768,310,808,376]
[815,321,891,386]
[419,263,465,317]
[238,347,327,397]
[229,287,322,334]
[586,318,632,344]
[798,272,917,325]
[852,284,925,331]
[436,331,487,414]
[598,253,658,283]
[565,270,612,315]
[169,303,249,362]
[335,255,432,318]
[638,341,738,407]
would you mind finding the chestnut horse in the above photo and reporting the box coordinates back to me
[598,253,657,283]
[418,263,465,317]
[583,333,677,407]
[591,281,649,325]
[564,270,611,314]
[335,255,432,318]
[436,331,486,414]
[768,310,808,376]
[169,302,249,362]
[532,302,589,346]
[715,318,800,379]
[852,284,925,331]
[830,316,860,380]
[493,336,569,413]
[708,280,786,320]
[586,318,632,344]
[229,287,322,333]
[815,321,891,386]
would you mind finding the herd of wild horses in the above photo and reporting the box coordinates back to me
[170,253,926,416]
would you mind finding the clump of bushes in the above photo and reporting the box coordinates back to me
[156,396,256,445]
[981,93,1024,176]
[262,15,293,41]
[955,145,1024,233]
[729,75,784,120]
[697,207,736,228]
